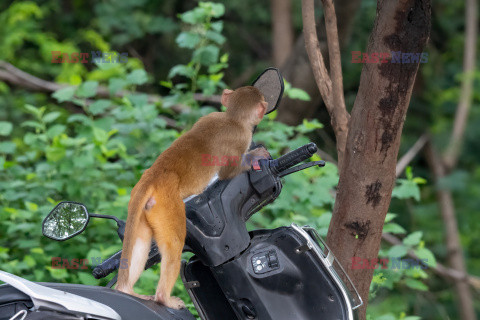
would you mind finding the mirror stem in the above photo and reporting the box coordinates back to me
[89,213,121,224]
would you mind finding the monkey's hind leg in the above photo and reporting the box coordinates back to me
[146,192,186,310]
[116,213,153,300]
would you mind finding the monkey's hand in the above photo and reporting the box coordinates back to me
[246,147,270,170]
[219,147,270,180]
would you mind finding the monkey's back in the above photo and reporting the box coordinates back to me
[145,112,251,198]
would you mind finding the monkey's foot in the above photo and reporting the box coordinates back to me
[130,292,155,301]
[155,295,186,310]
[139,294,156,301]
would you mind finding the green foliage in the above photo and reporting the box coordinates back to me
[367,170,435,320]
[283,80,311,101]
[165,1,228,104]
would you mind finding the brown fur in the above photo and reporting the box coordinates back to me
[116,86,268,309]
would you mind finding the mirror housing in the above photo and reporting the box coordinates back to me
[251,68,284,114]
[42,202,90,241]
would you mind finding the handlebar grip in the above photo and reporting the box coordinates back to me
[92,250,122,279]
[270,143,318,174]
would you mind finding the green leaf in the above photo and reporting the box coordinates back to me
[403,231,423,246]
[78,272,98,286]
[205,30,226,45]
[383,223,407,234]
[405,278,428,291]
[371,273,387,285]
[168,65,195,79]
[88,100,111,115]
[45,146,66,162]
[201,2,225,17]
[388,245,408,258]
[180,8,206,24]
[406,166,413,180]
[46,125,66,139]
[93,127,108,143]
[48,267,68,280]
[42,112,61,123]
[23,255,36,267]
[414,247,437,268]
[193,45,219,66]
[30,248,44,255]
[126,69,148,86]
[384,213,397,223]
[296,119,323,134]
[21,121,43,130]
[287,88,311,101]
[87,249,103,265]
[160,81,173,89]
[413,177,427,184]
[220,53,228,63]
[24,201,38,212]
[211,21,223,32]
[392,179,421,201]
[0,142,16,154]
[176,32,200,49]
[0,121,13,136]
[109,78,128,95]
[52,87,76,102]
[67,114,91,125]
[76,81,99,98]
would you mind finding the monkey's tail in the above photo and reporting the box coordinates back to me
[117,183,155,290]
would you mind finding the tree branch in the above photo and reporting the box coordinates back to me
[443,0,478,170]
[382,233,480,291]
[276,0,361,127]
[395,133,429,177]
[0,61,222,113]
[271,0,294,66]
[321,0,350,160]
[425,140,477,320]
[301,0,350,168]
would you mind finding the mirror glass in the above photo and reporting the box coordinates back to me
[252,68,284,114]
[42,202,89,241]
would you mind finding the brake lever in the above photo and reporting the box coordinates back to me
[277,160,325,178]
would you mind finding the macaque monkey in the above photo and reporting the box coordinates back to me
[117,86,270,309]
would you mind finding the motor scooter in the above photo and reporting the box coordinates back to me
[0,68,362,320]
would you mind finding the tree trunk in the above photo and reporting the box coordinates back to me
[276,0,361,126]
[326,1,431,318]
[270,0,294,67]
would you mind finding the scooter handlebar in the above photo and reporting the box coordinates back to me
[92,250,122,279]
[269,142,318,174]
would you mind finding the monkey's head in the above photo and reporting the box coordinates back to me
[222,86,268,126]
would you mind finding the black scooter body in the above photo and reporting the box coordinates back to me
[183,227,351,320]
[0,282,196,320]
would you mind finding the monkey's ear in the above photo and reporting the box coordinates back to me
[221,89,233,107]
[257,101,268,119]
